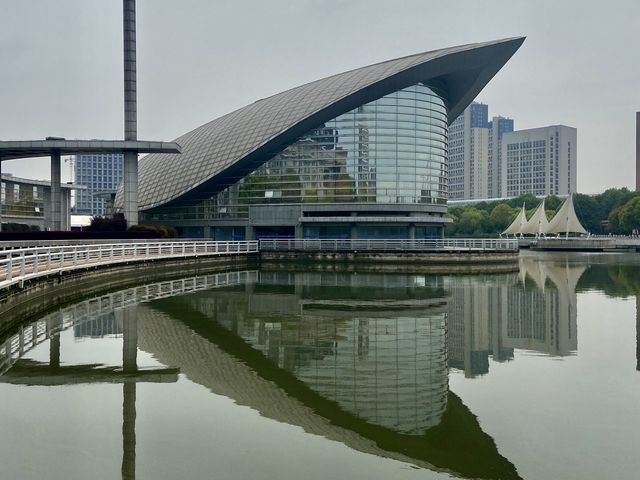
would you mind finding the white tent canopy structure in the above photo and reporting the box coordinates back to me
[545,194,587,235]
[502,205,527,236]
[502,194,587,237]
[520,199,550,236]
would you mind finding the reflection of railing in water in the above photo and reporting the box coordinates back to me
[0,270,258,374]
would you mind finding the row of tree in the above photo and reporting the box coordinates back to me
[446,188,640,237]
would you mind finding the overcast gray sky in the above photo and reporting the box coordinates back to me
[1,0,638,193]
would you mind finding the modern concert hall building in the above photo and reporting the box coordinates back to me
[128,38,524,239]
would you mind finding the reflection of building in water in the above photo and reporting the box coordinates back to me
[187,271,449,435]
[446,257,583,377]
[0,270,520,479]
[73,313,121,338]
[446,275,514,377]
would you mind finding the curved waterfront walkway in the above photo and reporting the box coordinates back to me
[0,240,258,290]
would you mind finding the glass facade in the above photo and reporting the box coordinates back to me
[144,83,448,223]
[0,180,44,219]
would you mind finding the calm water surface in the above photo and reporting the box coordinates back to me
[1,251,639,480]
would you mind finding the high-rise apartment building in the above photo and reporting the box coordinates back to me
[501,125,577,197]
[636,112,640,192]
[449,103,514,200]
[450,103,576,200]
[449,102,489,199]
[74,154,123,215]
[488,116,514,198]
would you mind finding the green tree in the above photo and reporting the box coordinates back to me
[608,205,624,233]
[545,195,563,212]
[619,197,640,233]
[489,203,518,232]
[506,193,538,210]
[457,208,489,236]
[573,194,599,233]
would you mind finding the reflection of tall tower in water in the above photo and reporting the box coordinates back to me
[446,259,581,377]
[446,275,515,377]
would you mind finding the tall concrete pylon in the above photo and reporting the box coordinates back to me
[123,0,138,226]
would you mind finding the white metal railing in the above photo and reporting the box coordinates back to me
[0,241,258,290]
[259,238,518,252]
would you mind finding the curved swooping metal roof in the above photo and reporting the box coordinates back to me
[136,37,525,211]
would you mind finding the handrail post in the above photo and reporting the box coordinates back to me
[7,253,13,282]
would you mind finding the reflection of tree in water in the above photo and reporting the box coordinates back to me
[576,261,640,371]
[578,264,640,298]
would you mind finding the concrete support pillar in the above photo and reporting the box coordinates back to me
[408,224,416,240]
[43,188,51,230]
[122,306,138,373]
[350,223,358,239]
[0,158,3,233]
[122,382,136,480]
[294,223,303,239]
[123,0,137,141]
[245,225,255,241]
[120,300,138,479]
[48,314,62,368]
[123,0,138,227]
[61,189,70,231]
[203,225,212,239]
[123,152,138,226]
[49,333,61,369]
[50,152,61,231]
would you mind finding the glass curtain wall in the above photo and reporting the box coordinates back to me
[1,182,44,219]
[145,83,448,222]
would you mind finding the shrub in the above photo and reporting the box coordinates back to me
[128,224,177,238]
[87,213,127,232]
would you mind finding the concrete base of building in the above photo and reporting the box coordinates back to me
[143,203,450,241]
[260,250,518,267]
[260,258,519,275]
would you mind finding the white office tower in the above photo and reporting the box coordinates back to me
[449,103,514,200]
[449,103,489,200]
[488,116,514,198]
[501,125,577,197]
